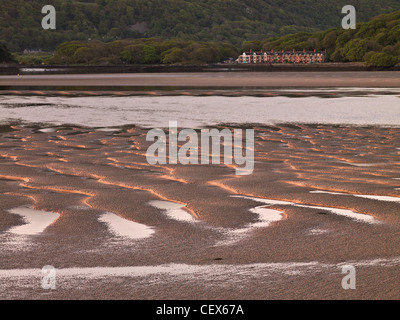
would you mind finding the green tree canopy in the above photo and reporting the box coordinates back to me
[0,43,14,63]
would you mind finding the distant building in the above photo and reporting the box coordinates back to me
[236,49,328,64]
[23,49,43,54]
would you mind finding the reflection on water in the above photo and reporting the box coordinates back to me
[99,212,155,240]
[232,195,378,224]
[148,200,197,223]
[310,190,400,203]
[0,93,400,128]
[7,206,59,235]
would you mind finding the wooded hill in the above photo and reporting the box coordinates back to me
[2,0,400,51]
[45,9,400,67]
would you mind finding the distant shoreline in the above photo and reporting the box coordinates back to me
[1,62,399,75]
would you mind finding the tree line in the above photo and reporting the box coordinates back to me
[47,38,238,65]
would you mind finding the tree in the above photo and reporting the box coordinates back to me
[365,52,399,67]
[0,43,14,63]
[143,45,159,63]
[162,48,187,64]
[341,39,369,62]
[121,44,145,64]
[322,30,337,55]
[189,47,219,63]
[73,47,94,64]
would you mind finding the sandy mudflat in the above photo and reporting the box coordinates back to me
[1,124,400,299]
[1,71,400,87]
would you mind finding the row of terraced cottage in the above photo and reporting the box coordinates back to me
[236,49,328,64]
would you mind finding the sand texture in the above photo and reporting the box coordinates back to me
[1,71,400,87]
[1,124,400,299]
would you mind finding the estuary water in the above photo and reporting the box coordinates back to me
[0,89,399,128]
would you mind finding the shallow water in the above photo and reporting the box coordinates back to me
[148,200,196,223]
[310,190,400,203]
[1,92,400,128]
[98,212,155,240]
[1,255,400,279]
[232,195,378,224]
[7,206,59,236]
[1,90,400,298]
[249,206,284,227]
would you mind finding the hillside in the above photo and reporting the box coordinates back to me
[2,0,400,51]
[44,9,400,67]
[251,9,400,67]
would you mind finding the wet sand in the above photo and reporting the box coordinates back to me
[1,124,400,299]
[1,71,400,87]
